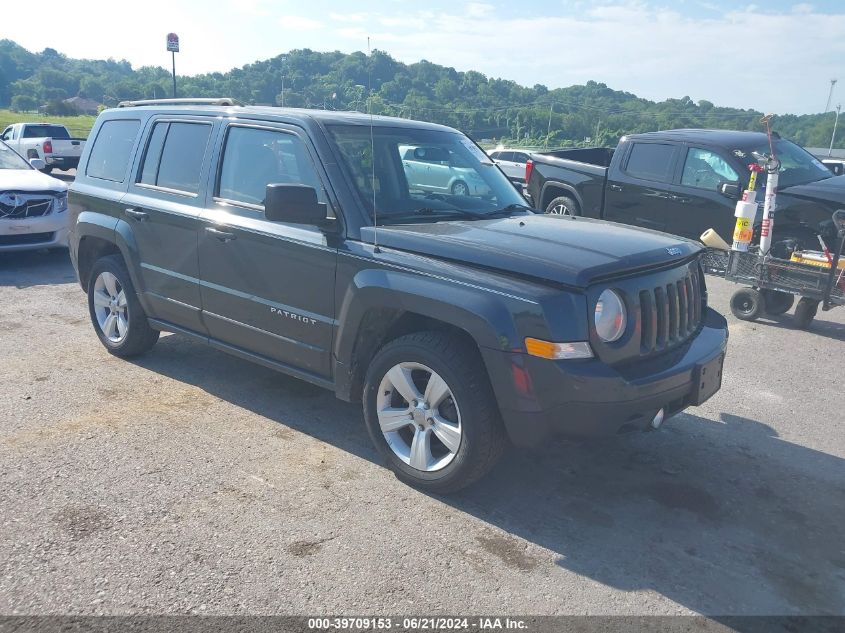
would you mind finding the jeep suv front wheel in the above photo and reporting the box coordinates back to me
[363,331,506,493]
[88,254,159,357]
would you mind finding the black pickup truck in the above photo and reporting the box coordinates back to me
[68,100,727,492]
[526,129,845,254]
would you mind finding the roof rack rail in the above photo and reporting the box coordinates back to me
[117,98,242,108]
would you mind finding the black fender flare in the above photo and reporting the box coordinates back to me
[333,267,527,400]
[539,181,584,213]
[74,212,152,314]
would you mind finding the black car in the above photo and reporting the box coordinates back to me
[68,99,728,492]
[526,129,845,255]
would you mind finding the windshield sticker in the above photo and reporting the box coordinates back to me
[460,138,493,164]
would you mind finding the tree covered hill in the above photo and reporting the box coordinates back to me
[1,39,839,147]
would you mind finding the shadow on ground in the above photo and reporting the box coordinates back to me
[743,312,845,342]
[0,249,76,288]
[134,334,845,617]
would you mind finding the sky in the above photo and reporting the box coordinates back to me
[4,0,845,115]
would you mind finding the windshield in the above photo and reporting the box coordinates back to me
[746,139,832,188]
[0,141,32,170]
[327,125,528,223]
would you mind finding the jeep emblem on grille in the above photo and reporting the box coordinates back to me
[667,247,682,256]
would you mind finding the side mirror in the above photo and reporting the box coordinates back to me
[264,184,327,225]
[719,182,741,199]
[30,158,46,171]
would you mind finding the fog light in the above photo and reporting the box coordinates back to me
[651,408,665,429]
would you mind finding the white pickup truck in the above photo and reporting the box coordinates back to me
[0,122,85,173]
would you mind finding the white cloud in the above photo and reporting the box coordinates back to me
[278,15,322,30]
[466,2,494,18]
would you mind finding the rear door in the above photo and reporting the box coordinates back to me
[664,146,741,242]
[604,142,680,232]
[197,122,338,379]
[121,117,216,333]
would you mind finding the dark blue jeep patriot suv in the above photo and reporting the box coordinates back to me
[68,99,728,492]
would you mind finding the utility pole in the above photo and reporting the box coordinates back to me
[829,104,841,157]
[595,119,601,145]
[825,79,838,112]
[545,103,554,148]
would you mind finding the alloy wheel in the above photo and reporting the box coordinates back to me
[92,271,129,343]
[376,362,463,472]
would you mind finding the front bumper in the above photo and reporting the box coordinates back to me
[482,307,729,446]
[0,213,70,251]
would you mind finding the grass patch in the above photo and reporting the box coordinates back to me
[0,110,97,139]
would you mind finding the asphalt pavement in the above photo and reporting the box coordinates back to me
[0,249,843,616]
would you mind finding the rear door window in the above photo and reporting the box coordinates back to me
[86,119,141,182]
[625,143,678,182]
[138,121,212,195]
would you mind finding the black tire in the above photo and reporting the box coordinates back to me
[545,195,580,216]
[761,289,794,315]
[362,331,507,494]
[793,297,819,330]
[769,229,820,260]
[451,180,469,196]
[730,288,765,321]
[87,254,159,357]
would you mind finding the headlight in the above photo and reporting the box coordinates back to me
[54,192,68,213]
[595,289,627,342]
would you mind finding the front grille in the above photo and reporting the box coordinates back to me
[0,194,54,219]
[638,264,703,356]
[0,232,55,246]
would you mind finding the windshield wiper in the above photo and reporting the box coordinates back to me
[488,203,535,216]
[379,207,488,222]
[376,204,534,225]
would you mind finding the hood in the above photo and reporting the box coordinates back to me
[0,168,68,194]
[361,214,700,288]
[781,175,845,205]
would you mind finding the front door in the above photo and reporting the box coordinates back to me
[197,123,337,379]
[604,141,680,232]
[664,146,741,242]
[121,117,215,333]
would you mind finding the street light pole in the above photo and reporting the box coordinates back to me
[825,79,837,113]
[829,104,841,157]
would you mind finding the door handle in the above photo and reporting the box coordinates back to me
[125,208,149,221]
[205,227,237,242]
[609,184,623,192]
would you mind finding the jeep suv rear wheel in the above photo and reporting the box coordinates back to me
[363,331,507,493]
[88,254,159,357]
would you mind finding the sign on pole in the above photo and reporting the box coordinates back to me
[166,33,180,53]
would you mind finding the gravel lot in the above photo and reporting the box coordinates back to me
[0,248,843,616]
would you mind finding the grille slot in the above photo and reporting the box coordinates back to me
[639,265,703,356]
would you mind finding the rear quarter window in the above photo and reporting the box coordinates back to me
[86,119,141,183]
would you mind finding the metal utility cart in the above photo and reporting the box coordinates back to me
[702,210,845,329]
